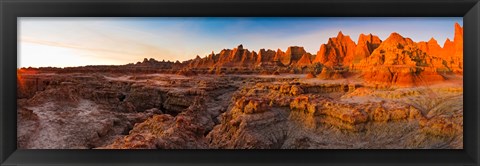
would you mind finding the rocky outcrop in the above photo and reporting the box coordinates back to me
[273,48,286,66]
[207,96,288,149]
[189,45,282,69]
[182,23,462,77]
[100,98,213,149]
[273,46,307,66]
[295,53,313,67]
[349,34,382,67]
[289,96,424,131]
[313,31,357,67]
[418,38,442,58]
[442,38,455,56]
[285,46,307,65]
[185,45,309,71]
[17,70,50,99]
[203,79,461,149]
[417,23,463,74]
[452,23,463,73]
[256,49,277,66]
[357,32,445,87]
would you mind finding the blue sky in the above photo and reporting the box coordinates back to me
[19,17,462,67]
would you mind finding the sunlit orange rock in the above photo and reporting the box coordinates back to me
[256,49,276,66]
[312,31,356,67]
[358,32,445,87]
[243,98,270,114]
[441,38,455,61]
[305,72,316,79]
[271,48,285,66]
[452,22,463,73]
[295,53,312,67]
[348,33,381,66]
[454,22,463,59]
[418,38,442,57]
[274,46,306,66]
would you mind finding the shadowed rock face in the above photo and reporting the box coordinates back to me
[283,46,308,66]
[98,98,213,149]
[350,33,382,66]
[17,23,463,149]
[256,49,277,66]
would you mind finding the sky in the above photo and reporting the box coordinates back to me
[18,17,462,68]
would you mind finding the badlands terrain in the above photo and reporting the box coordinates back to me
[17,23,463,149]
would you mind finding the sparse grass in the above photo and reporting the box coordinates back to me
[407,96,444,116]
[426,95,462,118]
[405,93,462,118]
[310,120,459,149]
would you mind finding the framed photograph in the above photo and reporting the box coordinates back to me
[1,0,479,165]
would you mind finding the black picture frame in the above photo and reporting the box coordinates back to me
[1,0,479,165]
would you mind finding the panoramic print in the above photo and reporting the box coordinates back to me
[17,17,463,149]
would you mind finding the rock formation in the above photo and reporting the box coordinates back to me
[349,33,382,68]
[256,49,277,66]
[452,23,463,73]
[99,98,213,149]
[295,53,313,67]
[313,31,357,67]
[356,32,446,87]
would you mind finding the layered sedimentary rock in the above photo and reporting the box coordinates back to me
[256,49,277,66]
[418,38,442,57]
[99,98,213,149]
[313,32,357,67]
[186,45,309,73]
[16,71,239,149]
[179,23,462,87]
[349,34,382,67]
[17,68,463,149]
[356,32,445,87]
[284,46,308,66]
[206,80,462,149]
[295,53,313,67]
[273,49,286,66]
[210,44,258,68]
[442,38,455,56]
[207,96,289,148]
[451,23,464,73]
